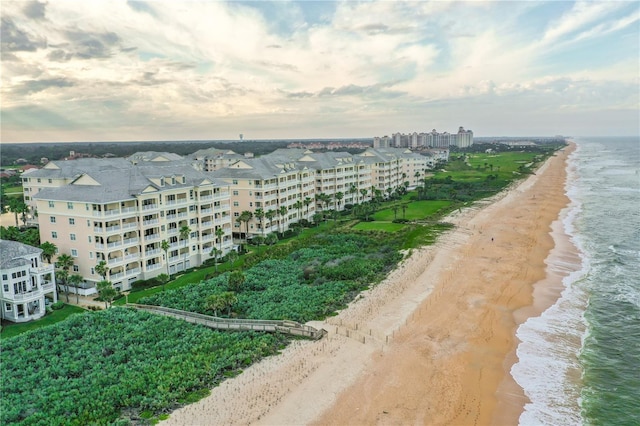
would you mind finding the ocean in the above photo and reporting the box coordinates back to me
[512,137,640,425]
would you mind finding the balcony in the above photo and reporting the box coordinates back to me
[9,290,42,301]
[107,240,122,249]
[122,222,138,230]
[41,282,55,292]
[145,234,161,242]
[30,264,54,275]
[142,204,159,211]
[106,225,121,233]
[199,195,213,202]
[108,257,124,266]
[125,253,140,261]
[145,248,161,256]
[200,208,213,214]
[126,267,141,276]
[143,219,159,226]
[146,263,163,271]
[110,272,124,280]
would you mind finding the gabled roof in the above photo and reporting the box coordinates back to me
[0,239,42,269]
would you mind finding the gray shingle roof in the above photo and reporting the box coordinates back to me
[0,239,41,269]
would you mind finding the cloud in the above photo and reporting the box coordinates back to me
[0,17,46,52]
[14,77,75,95]
[23,1,47,20]
[0,0,637,142]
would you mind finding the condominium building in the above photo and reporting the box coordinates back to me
[31,157,233,293]
[375,127,473,149]
[1,239,56,323]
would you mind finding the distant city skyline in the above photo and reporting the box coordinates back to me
[1,1,638,143]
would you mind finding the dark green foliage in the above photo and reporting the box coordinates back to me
[130,277,162,291]
[50,301,64,310]
[140,233,403,323]
[0,226,40,246]
[0,308,287,425]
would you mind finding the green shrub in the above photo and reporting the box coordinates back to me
[51,301,64,310]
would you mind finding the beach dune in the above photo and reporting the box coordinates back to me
[162,145,574,426]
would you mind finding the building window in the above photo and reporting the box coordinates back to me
[233,212,239,217]
[52,231,57,239]
[88,236,92,242]
[90,268,95,275]
[87,220,91,226]
[232,179,238,185]
[3,284,8,292]
[48,201,55,208]
[70,234,76,241]
[71,249,78,257]
[67,202,73,209]
[48,179,52,183]
[233,190,239,196]
[233,201,239,207]
[89,252,94,259]
[37,178,41,183]
[5,303,11,311]
[50,216,56,223]
[2,274,7,281]
[249,202,253,207]
[72,265,79,272]
[69,218,75,225]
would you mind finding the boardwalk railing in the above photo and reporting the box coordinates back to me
[127,304,326,340]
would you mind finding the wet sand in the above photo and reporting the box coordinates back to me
[161,145,574,426]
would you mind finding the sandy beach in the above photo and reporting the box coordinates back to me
[161,144,575,426]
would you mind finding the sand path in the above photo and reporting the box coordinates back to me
[162,146,573,426]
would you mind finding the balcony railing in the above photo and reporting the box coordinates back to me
[146,263,163,271]
[107,240,122,249]
[123,237,139,246]
[122,222,138,230]
[145,248,161,256]
[108,257,124,266]
[126,268,141,276]
[125,253,140,261]
[142,204,159,211]
[30,265,54,275]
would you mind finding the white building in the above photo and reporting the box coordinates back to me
[1,239,57,323]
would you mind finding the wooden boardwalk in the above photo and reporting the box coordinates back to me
[127,304,326,340]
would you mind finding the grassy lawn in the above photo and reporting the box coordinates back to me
[352,222,405,232]
[1,304,87,340]
[373,200,452,221]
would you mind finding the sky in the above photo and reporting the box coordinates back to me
[1,1,639,143]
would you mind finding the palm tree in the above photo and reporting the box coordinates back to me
[278,205,288,236]
[254,208,265,235]
[303,197,312,218]
[39,241,57,264]
[206,293,225,317]
[157,273,170,292]
[161,240,170,277]
[349,184,358,204]
[401,204,408,219]
[215,227,225,252]
[334,192,344,211]
[179,225,191,272]
[265,209,276,234]
[67,274,84,304]
[293,200,303,221]
[97,280,117,309]
[210,247,223,272]
[7,198,26,227]
[222,291,238,316]
[238,210,253,245]
[359,188,368,204]
[392,205,399,220]
[95,259,108,281]
[55,253,74,302]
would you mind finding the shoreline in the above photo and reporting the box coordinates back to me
[161,146,574,426]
